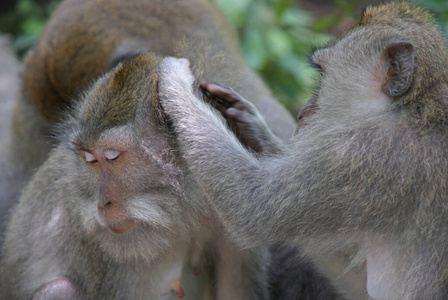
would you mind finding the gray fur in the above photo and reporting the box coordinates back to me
[158,3,448,299]
[0,55,270,299]
[1,0,338,298]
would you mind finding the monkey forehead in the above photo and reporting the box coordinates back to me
[81,53,161,136]
[310,34,371,74]
[310,47,331,68]
[78,125,136,150]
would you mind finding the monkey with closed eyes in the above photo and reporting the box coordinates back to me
[1,51,268,300]
[159,2,448,299]
[0,0,296,231]
[0,0,339,298]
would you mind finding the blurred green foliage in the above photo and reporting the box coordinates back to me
[424,0,448,32]
[214,0,448,111]
[214,0,332,111]
[1,0,448,112]
[0,0,59,56]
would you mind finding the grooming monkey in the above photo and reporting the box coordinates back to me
[159,2,448,299]
[201,81,365,300]
[1,0,337,299]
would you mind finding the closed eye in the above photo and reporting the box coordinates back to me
[83,151,98,164]
[104,150,121,161]
[309,47,328,76]
[309,58,323,75]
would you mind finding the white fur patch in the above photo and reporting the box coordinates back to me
[366,241,398,300]
[44,206,66,235]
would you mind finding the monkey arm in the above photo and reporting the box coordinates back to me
[159,58,277,246]
[159,57,409,247]
[200,81,286,156]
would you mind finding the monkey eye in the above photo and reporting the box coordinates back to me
[104,150,121,161]
[310,61,323,75]
[83,151,98,164]
[308,54,324,76]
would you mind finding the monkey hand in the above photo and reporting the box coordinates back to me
[159,57,195,95]
[158,56,206,137]
[158,57,280,157]
[200,81,285,155]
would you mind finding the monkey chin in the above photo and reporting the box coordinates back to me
[107,219,139,234]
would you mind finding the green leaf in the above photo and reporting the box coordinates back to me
[279,54,318,89]
[313,15,341,32]
[214,0,251,28]
[274,0,294,21]
[241,27,268,70]
[21,17,45,35]
[280,8,312,27]
[17,0,34,14]
[266,27,292,58]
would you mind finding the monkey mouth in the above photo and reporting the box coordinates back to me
[107,219,138,234]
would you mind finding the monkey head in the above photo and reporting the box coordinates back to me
[307,3,448,130]
[59,53,207,262]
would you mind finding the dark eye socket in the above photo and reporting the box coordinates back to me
[310,60,323,75]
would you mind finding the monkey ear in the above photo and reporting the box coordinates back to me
[382,41,416,98]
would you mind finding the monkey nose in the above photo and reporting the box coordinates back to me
[97,201,111,223]
[98,197,112,209]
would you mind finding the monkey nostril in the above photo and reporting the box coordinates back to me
[98,200,112,209]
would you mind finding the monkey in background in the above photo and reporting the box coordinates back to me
[159,2,448,299]
[1,0,338,298]
[202,82,339,300]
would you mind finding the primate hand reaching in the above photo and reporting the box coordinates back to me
[200,81,284,155]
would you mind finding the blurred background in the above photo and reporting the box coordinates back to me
[0,0,447,114]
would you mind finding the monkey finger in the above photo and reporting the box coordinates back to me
[208,98,229,117]
[200,81,241,104]
[201,82,259,118]
[226,107,253,124]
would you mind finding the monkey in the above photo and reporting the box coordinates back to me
[0,0,295,239]
[268,243,338,300]
[200,81,352,300]
[0,0,338,298]
[1,0,339,298]
[158,2,448,299]
[1,52,267,300]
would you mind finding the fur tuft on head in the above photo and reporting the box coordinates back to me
[361,2,434,26]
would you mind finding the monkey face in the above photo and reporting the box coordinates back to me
[61,53,207,262]
[67,123,191,262]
